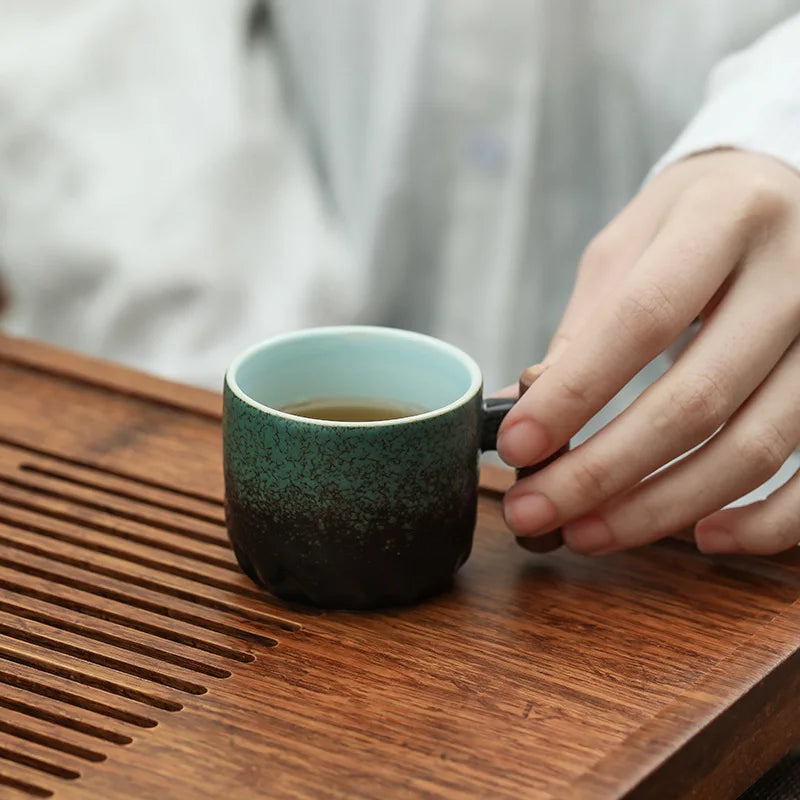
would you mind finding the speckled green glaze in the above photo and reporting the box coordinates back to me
[223,384,482,609]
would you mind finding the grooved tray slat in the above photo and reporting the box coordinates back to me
[0,334,799,800]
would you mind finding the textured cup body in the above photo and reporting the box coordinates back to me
[223,386,482,609]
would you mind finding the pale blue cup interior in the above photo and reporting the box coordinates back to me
[229,326,482,418]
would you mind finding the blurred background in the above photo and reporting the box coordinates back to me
[0,0,795,420]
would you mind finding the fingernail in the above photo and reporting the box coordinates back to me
[696,527,739,554]
[563,516,614,554]
[497,418,549,468]
[503,492,557,536]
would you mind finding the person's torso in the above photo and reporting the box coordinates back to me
[0,0,796,395]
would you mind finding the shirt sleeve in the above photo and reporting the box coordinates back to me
[650,12,800,176]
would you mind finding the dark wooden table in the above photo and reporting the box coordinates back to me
[0,333,798,800]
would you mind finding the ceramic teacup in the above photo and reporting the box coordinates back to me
[222,325,515,609]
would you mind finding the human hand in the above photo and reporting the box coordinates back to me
[498,150,800,555]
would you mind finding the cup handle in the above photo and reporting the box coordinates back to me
[480,397,517,452]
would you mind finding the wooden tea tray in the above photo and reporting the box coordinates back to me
[0,333,798,799]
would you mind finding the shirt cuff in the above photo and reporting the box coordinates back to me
[649,15,800,178]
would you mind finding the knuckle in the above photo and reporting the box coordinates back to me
[658,374,730,438]
[570,453,615,501]
[628,498,665,538]
[736,424,791,483]
[709,172,791,230]
[739,175,793,227]
[597,495,665,550]
[683,172,793,241]
[554,368,594,408]
[579,231,619,274]
[681,175,731,217]
[614,284,680,351]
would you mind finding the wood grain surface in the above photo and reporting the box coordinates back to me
[0,333,798,800]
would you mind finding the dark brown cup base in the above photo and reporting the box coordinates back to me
[226,494,475,611]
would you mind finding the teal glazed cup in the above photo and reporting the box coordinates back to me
[223,326,516,610]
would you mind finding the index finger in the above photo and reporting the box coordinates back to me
[497,185,748,468]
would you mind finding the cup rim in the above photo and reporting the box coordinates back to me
[225,325,483,428]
